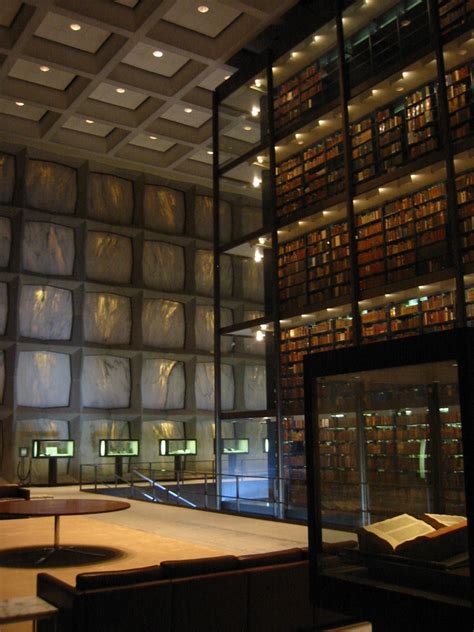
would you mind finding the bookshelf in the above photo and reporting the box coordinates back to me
[214,0,474,522]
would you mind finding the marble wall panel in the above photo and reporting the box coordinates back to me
[88,173,134,225]
[0,283,7,335]
[142,241,185,291]
[143,185,185,235]
[25,160,77,215]
[86,231,132,284]
[23,222,75,276]
[141,359,185,410]
[0,153,14,203]
[195,362,234,411]
[195,305,233,352]
[0,350,4,404]
[140,420,184,465]
[142,299,185,349]
[19,285,73,340]
[244,365,266,410]
[240,206,262,235]
[0,217,11,267]
[84,293,131,345]
[242,258,264,302]
[195,250,232,297]
[16,351,71,407]
[82,355,131,409]
[80,419,130,466]
[16,418,69,481]
[194,196,232,243]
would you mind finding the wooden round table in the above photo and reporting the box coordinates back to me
[0,498,130,564]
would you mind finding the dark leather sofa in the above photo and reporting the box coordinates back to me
[37,544,359,632]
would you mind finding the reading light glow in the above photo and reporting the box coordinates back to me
[254,247,263,263]
[197,5,209,12]
[256,330,265,341]
[258,237,266,245]
[149,135,157,140]
[251,106,260,117]
[70,23,81,31]
[116,88,125,94]
[252,176,262,188]
[85,119,94,124]
[39,65,50,72]
[16,101,24,106]
[153,50,164,58]
[244,125,252,131]
[184,107,193,113]
[254,79,262,88]
[256,155,264,164]
[207,150,213,155]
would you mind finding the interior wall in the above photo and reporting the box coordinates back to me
[0,145,264,483]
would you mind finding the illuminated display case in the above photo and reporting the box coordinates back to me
[159,439,197,456]
[222,439,249,454]
[32,439,74,458]
[99,439,139,457]
[304,328,474,624]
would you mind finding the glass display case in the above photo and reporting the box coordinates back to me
[99,439,139,457]
[159,439,197,456]
[32,439,74,458]
[221,438,249,454]
[304,328,474,621]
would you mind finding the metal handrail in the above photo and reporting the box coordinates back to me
[131,469,197,508]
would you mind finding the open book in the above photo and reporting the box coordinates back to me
[357,513,468,561]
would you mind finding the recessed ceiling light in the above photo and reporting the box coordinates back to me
[197,5,209,13]
[15,101,24,107]
[116,88,126,94]
[85,119,94,124]
[184,107,193,113]
[70,23,81,31]
[153,50,164,58]
[149,135,157,140]
[39,65,50,72]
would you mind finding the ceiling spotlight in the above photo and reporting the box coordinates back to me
[15,101,24,107]
[255,329,265,341]
[85,119,94,124]
[251,105,260,117]
[149,135,157,140]
[153,50,164,58]
[252,176,262,188]
[70,23,81,31]
[39,65,50,72]
[116,87,126,94]
[184,107,193,113]
[256,155,264,164]
[254,79,262,88]
[254,247,264,263]
[197,5,209,12]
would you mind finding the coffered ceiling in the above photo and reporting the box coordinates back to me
[0,0,299,186]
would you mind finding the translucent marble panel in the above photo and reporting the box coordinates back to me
[82,355,130,409]
[0,283,7,335]
[25,159,77,215]
[23,222,74,276]
[88,173,134,225]
[86,232,132,284]
[142,299,185,348]
[240,206,262,235]
[84,293,131,344]
[195,305,233,352]
[16,418,69,482]
[16,351,71,407]
[242,258,264,302]
[195,250,232,297]
[195,362,234,411]
[0,350,4,403]
[0,153,15,203]
[80,419,130,467]
[143,185,185,235]
[194,196,232,243]
[141,359,185,409]
[19,285,73,340]
[0,216,11,267]
[244,365,266,410]
[143,241,185,291]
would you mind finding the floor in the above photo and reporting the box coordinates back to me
[0,485,353,631]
